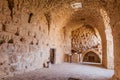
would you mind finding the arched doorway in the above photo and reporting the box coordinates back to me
[83,51,101,63]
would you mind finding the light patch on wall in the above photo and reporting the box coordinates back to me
[71,2,82,10]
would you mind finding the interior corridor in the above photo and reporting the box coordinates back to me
[0,0,120,80]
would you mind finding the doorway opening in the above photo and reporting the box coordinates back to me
[50,48,56,64]
[83,51,101,63]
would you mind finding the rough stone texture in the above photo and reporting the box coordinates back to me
[0,0,69,77]
[71,54,79,63]
[71,25,102,62]
[0,0,120,79]
[71,25,101,53]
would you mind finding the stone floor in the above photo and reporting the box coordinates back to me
[0,63,114,80]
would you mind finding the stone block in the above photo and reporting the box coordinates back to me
[5,24,17,33]
[71,54,79,63]
[0,23,2,31]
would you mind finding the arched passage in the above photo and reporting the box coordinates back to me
[83,51,101,63]
[0,0,118,79]
[63,7,114,69]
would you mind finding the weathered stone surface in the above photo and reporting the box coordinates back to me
[0,0,67,77]
[71,25,102,53]
[0,0,119,80]
[71,54,79,63]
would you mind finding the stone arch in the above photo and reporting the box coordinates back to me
[100,8,114,69]
[64,7,114,69]
[83,51,101,63]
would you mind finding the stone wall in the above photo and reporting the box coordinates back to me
[0,0,120,79]
[71,25,102,60]
[0,0,67,77]
[103,0,120,78]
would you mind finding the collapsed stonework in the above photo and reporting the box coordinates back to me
[0,0,120,80]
